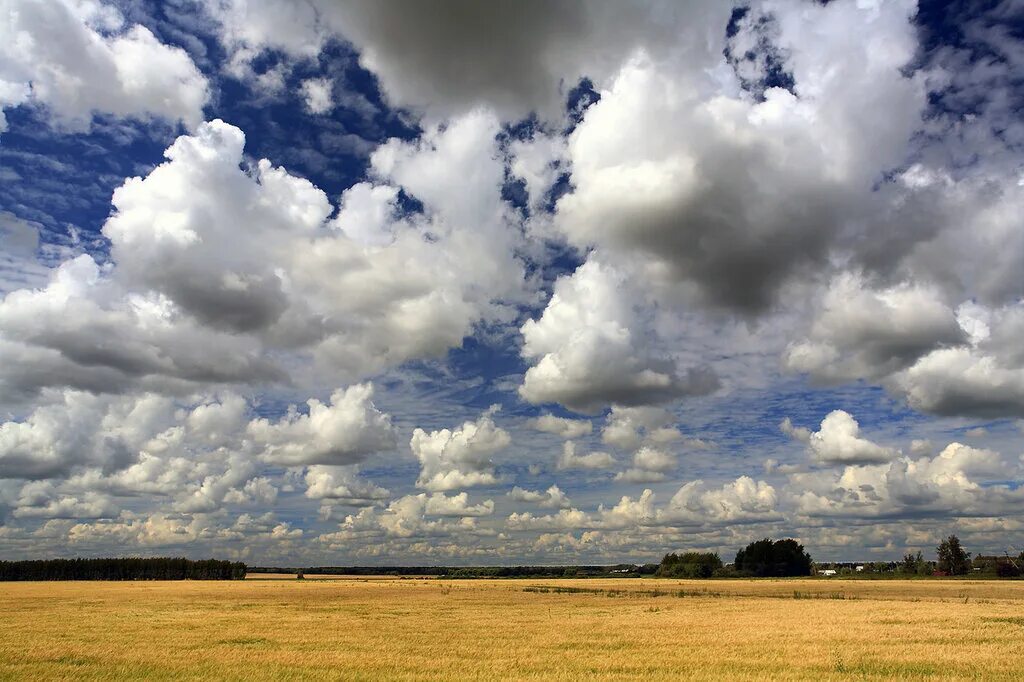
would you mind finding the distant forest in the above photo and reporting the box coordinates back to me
[0,557,246,581]
[250,564,660,578]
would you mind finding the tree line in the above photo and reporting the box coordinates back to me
[657,535,1023,580]
[657,538,814,578]
[252,564,661,578]
[900,535,1021,577]
[0,557,246,581]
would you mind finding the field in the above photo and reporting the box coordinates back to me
[2,577,1024,680]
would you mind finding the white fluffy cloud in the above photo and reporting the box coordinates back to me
[299,77,334,114]
[421,492,494,518]
[615,446,677,484]
[304,466,390,504]
[520,258,718,413]
[507,485,571,509]
[785,273,965,382]
[0,390,117,479]
[248,384,396,466]
[890,344,1024,419]
[508,476,778,532]
[13,481,116,519]
[556,441,616,471]
[665,477,779,525]
[322,491,495,543]
[0,0,208,132]
[527,414,592,439]
[784,410,898,465]
[0,384,396,522]
[175,454,268,514]
[1,113,531,403]
[788,276,1024,418]
[550,0,923,314]
[601,406,682,451]
[0,254,284,403]
[790,442,1019,519]
[410,407,510,491]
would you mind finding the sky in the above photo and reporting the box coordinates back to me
[0,0,1023,566]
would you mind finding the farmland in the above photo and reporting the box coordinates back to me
[2,577,1023,680]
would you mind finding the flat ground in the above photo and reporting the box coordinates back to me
[2,577,1023,680]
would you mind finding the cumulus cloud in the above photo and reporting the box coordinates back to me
[507,485,571,509]
[556,441,615,471]
[0,0,208,131]
[779,417,810,443]
[63,511,302,553]
[785,273,965,382]
[0,254,284,402]
[410,407,510,491]
[890,345,1024,419]
[551,0,923,314]
[175,453,265,513]
[1,113,531,403]
[300,77,334,114]
[784,410,899,466]
[248,384,396,466]
[0,389,217,481]
[665,477,779,525]
[509,132,567,213]
[790,442,1019,519]
[507,491,656,532]
[520,258,718,413]
[303,466,390,504]
[421,492,495,518]
[0,390,113,479]
[209,0,730,122]
[13,481,116,519]
[601,406,682,451]
[102,118,328,334]
[321,491,495,542]
[0,384,395,523]
[615,446,677,484]
[508,476,777,532]
[527,414,592,439]
[789,279,1024,418]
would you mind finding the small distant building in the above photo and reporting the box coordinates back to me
[855,565,865,572]
[819,569,837,577]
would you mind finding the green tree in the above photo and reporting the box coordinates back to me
[657,552,722,578]
[734,538,812,577]
[937,535,970,575]
[900,551,926,575]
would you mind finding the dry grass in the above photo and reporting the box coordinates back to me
[2,577,1023,680]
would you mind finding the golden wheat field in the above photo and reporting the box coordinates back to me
[1,577,1023,681]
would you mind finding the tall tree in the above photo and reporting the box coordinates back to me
[936,535,970,575]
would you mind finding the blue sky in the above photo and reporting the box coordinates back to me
[1,0,1023,565]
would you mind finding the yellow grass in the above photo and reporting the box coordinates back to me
[2,577,1023,680]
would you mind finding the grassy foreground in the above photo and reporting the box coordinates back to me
[2,577,1023,680]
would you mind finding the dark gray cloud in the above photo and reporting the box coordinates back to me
[212,0,731,121]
